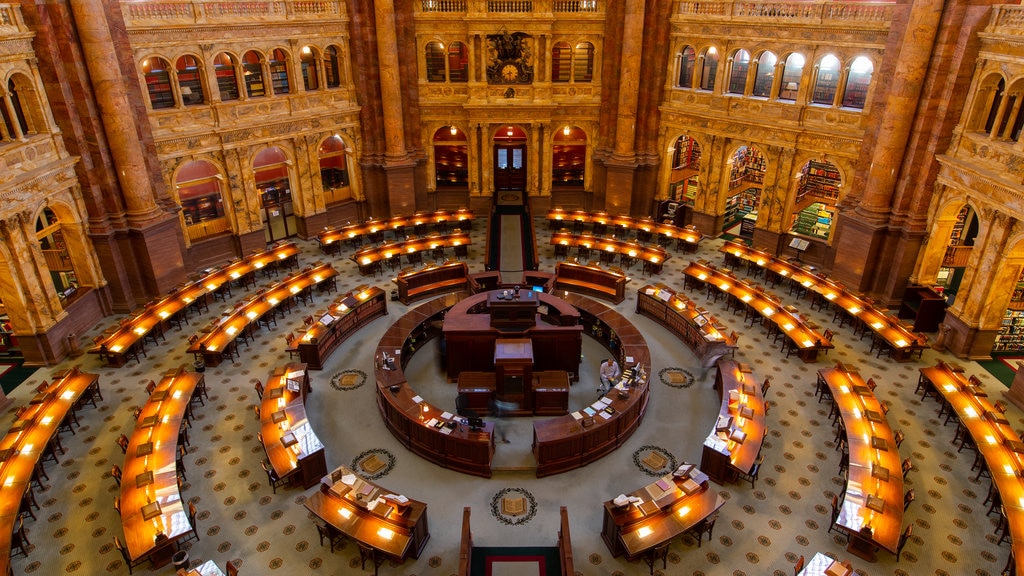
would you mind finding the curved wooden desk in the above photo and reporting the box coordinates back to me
[260,364,326,489]
[0,367,98,576]
[120,366,201,565]
[305,464,430,562]
[374,293,496,478]
[187,262,338,366]
[700,359,766,484]
[293,286,388,370]
[351,232,471,275]
[90,242,299,366]
[547,209,704,250]
[819,363,903,559]
[635,284,738,370]
[920,362,1024,575]
[720,241,926,360]
[550,232,670,272]
[532,293,651,477]
[318,209,474,250]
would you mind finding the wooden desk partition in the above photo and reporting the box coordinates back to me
[90,242,299,366]
[600,467,725,559]
[319,209,474,250]
[635,284,738,370]
[819,363,904,558]
[351,233,471,275]
[305,465,430,562]
[0,367,98,576]
[260,364,326,489]
[550,232,671,272]
[375,294,496,478]
[553,261,629,304]
[701,360,767,484]
[532,294,651,477]
[920,363,1024,575]
[187,262,338,367]
[395,261,470,305]
[720,241,926,360]
[295,286,388,369]
[547,209,703,250]
[120,367,201,564]
[682,260,831,362]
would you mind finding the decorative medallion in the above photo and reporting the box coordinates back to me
[489,487,537,526]
[658,367,695,389]
[329,369,366,392]
[632,445,678,477]
[350,448,396,481]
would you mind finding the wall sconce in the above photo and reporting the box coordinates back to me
[786,82,798,92]
[507,126,514,136]
[450,125,457,136]
[563,125,571,136]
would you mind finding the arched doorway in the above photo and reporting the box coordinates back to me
[433,125,468,190]
[493,125,527,192]
[552,125,585,188]
[253,147,295,243]
[723,145,766,237]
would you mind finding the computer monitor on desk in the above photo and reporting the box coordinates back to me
[468,417,484,431]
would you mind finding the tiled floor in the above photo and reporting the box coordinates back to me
[6,218,1019,576]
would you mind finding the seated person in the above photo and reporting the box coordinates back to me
[599,357,620,393]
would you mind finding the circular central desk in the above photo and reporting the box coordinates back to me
[373,289,651,478]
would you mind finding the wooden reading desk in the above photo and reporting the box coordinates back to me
[318,209,474,251]
[819,363,904,560]
[550,232,670,274]
[260,364,326,489]
[293,286,388,369]
[546,209,703,251]
[351,232,471,275]
[90,242,299,366]
[120,366,201,567]
[395,261,470,305]
[798,552,854,576]
[600,466,725,559]
[701,360,766,484]
[683,260,832,362]
[920,362,1024,575]
[0,367,98,576]
[553,260,629,304]
[635,284,738,370]
[187,262,338,367]
[375,294,496,478]
[720,241,926,360]
[305,464,430,563]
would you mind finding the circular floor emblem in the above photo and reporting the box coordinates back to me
[350,448,396,480]
[330,369,366,391]
[489,487,537,526]
[659,367,694,389]
[633,445,678,477]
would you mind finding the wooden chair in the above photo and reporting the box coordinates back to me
[687,511,718,547]
[828,495,845,539]
[316,521,346,552]
[904,488,915,511]
[11,517,30,558]
[226,561,239,576]
[18,488,37,522]
[894,429,905,449]
[901,457,914,479]
[254,380,264,400]
[182,502,200,543]
[176,444,188,482]
[643,541,669,574]
[793,554,805,575]
[761,376,772,396]
[897,524,913,561]
[145,380,157,395]
[114,535,145,574]
[110,464,122,487]
[262,460,288,493]
[737,453,764,489]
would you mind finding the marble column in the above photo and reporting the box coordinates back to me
[604,0,646,214]
[374,0,416,214]
[68,0,162,225]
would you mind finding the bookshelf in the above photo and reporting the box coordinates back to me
[949,206,970,246]
[812,70,838,105]
[796,160,841,203]
[790,202,833,239]
[215,66,239,100]
[672,136,701,170]
[144,69,174,109]
[270,62,289,94]
[728,147,766,190]
[994,269,1024,352]
[552,43,571,82]
[178,71,203,106]
[724,188,758,227]
[244,63,265,97]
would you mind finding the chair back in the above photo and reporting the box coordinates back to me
[793,554,805,574]
[226,561,239,576]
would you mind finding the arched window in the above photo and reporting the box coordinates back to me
[448,42,468,82]
[242,51,265,98]
[142,56,174,109]
[778,53,805,101]
[552,41,571,82]
[425,41,446,82]
[5,75,32,135]
[254,147,296,243]
[985,78,1007,134]
[752,52,777,98]
[727,49,750,94]
[552,125,586,187]
[213,52,239,101]
[176,160,227,241]
[300,46,320,91]
[699,47,719,91]
[0,90,14,140]
[677,46,696,88]
[842,56,873,109]
[176,55,204,106]
[790,159,841,240]
[35,207,80,304]
[323,46,342,88]
[574,42,594,83]
[269,48,290,95]
[434,126,469,189]
[319,135,351,204]
[812,54,841,106]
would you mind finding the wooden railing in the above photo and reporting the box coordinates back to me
[942,245,972,268]
[121,0,346,27]
[0,4,30,33]
[323,186,352,206]
[419,0,599,14]
[185,216,231,242]
[41,249,73,272]
[488,0,532,12]
[673,1,893,28]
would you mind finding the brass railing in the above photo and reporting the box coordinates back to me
[942,245,972,268]
[673,1,893,28]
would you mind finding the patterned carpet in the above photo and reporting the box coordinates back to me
[5,214,1018,576]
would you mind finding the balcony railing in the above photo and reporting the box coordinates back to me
[185,216,232,242]
[0,4,30,34]
[942,245,972,268]
[673,1,893,28]
[121,1,346,27]
[987,5,1024,38]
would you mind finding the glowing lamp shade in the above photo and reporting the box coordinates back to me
[339,507,352,519]
[377,527,395,540]
[637,526,653,538]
